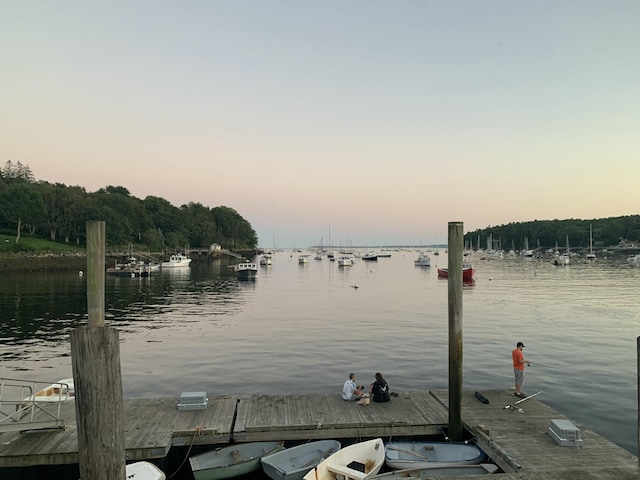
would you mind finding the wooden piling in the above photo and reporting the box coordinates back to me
[86,220,105,328]
[447,221,464,441]
[70,221,126,480]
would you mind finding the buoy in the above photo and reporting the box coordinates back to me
[78,271,84,276]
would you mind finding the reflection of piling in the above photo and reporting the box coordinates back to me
[447,222,463,441]
[637,336,639,468]
[70,221,126,479]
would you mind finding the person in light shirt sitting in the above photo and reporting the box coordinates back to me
[342,372,364,401]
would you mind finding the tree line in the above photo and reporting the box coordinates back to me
[0,161,258,252]
[465,216,640,252]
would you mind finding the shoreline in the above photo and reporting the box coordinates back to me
[0,253,91,273]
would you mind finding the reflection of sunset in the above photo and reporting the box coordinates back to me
[1,252,638,455]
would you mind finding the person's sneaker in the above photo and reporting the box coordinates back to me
[517,392,527,398]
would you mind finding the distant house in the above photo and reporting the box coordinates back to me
[210,243,222,252]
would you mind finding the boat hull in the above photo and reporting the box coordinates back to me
[126,461,166,480]
[385,441,484,470]
[261,439,341,480]
[437,267,474,281]
[190,441,284,480]
[302,438,385,480]
[370,463,498,478]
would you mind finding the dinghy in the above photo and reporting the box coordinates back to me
[126,461,166,480]
[385,441,484,470]
[302,438,385,480]
[370,463,498,478]
[189,441,284,480]
[261,439,341,480]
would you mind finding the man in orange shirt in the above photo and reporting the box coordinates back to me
[512,342,530,398]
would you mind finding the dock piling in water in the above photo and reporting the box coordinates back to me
[447,221,464,441]
[70,221,126,479]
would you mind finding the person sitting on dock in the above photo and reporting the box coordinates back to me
[342,373,364,401]
[370,372,391,402]
[512,341,531,398]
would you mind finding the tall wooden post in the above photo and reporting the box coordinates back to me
[448,222,464,441]
[86,221,105,328]
[71,221,126,480]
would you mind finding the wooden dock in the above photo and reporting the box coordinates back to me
[0,389,637,479]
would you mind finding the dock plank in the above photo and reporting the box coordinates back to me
[431,389,638,477]
[0,388,637,480]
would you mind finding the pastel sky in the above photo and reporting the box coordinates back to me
[2,1,639,248]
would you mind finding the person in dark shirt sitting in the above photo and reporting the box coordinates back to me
[370,372,391,402]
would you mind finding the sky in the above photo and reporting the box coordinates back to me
[2,1,639,248]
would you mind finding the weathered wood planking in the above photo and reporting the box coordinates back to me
[431,389,638,477]
[0,388,637,480]
[235,391,448,441]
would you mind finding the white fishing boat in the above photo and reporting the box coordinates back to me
[190,441,284,480]
[161,253,192,268]
[237,262,258,280]
[298,255,310,264]
[260,255,273,266]
[301,438,385,480]
[385,441,484,470]
[261,439,341,480]
[337,256,353,267]
[414,254,431,267]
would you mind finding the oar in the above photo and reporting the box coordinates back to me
[300,447,337,469]
[386,446,431,461]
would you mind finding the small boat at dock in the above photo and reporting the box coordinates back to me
[302,438,385,480]
[261,439,341,480]
[189,441,284,480]
[369,462,498,478]
[384,441,484,470]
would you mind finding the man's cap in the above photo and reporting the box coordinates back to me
[517,342,525,347]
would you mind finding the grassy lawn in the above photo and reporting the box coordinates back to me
[0,233,85,254]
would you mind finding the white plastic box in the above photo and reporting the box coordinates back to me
[177,391,208,411]
[548,419,583,447]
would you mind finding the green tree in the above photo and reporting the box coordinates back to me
[0,183,46,243]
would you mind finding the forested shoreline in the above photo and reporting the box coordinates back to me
[0,161,258,253]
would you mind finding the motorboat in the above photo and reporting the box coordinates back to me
[260,255,272,266]
[298,255,310,264]
[237,262,258,280]
[23,378,75,404]
[337,256,353,267]
[414,254,431,267]
[161,253,192,268]
[437,263,475,281]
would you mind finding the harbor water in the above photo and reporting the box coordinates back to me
[0,250,637,461]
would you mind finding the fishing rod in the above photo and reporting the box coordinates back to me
[527,361,553,368]
[504,390,543,412]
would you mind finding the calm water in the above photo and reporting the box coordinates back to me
[0,251,638,461]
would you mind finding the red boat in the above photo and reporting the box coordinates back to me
[437,263,475,281]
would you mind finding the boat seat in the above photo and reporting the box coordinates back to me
[327,463,368,480]
[230,449,243,463]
